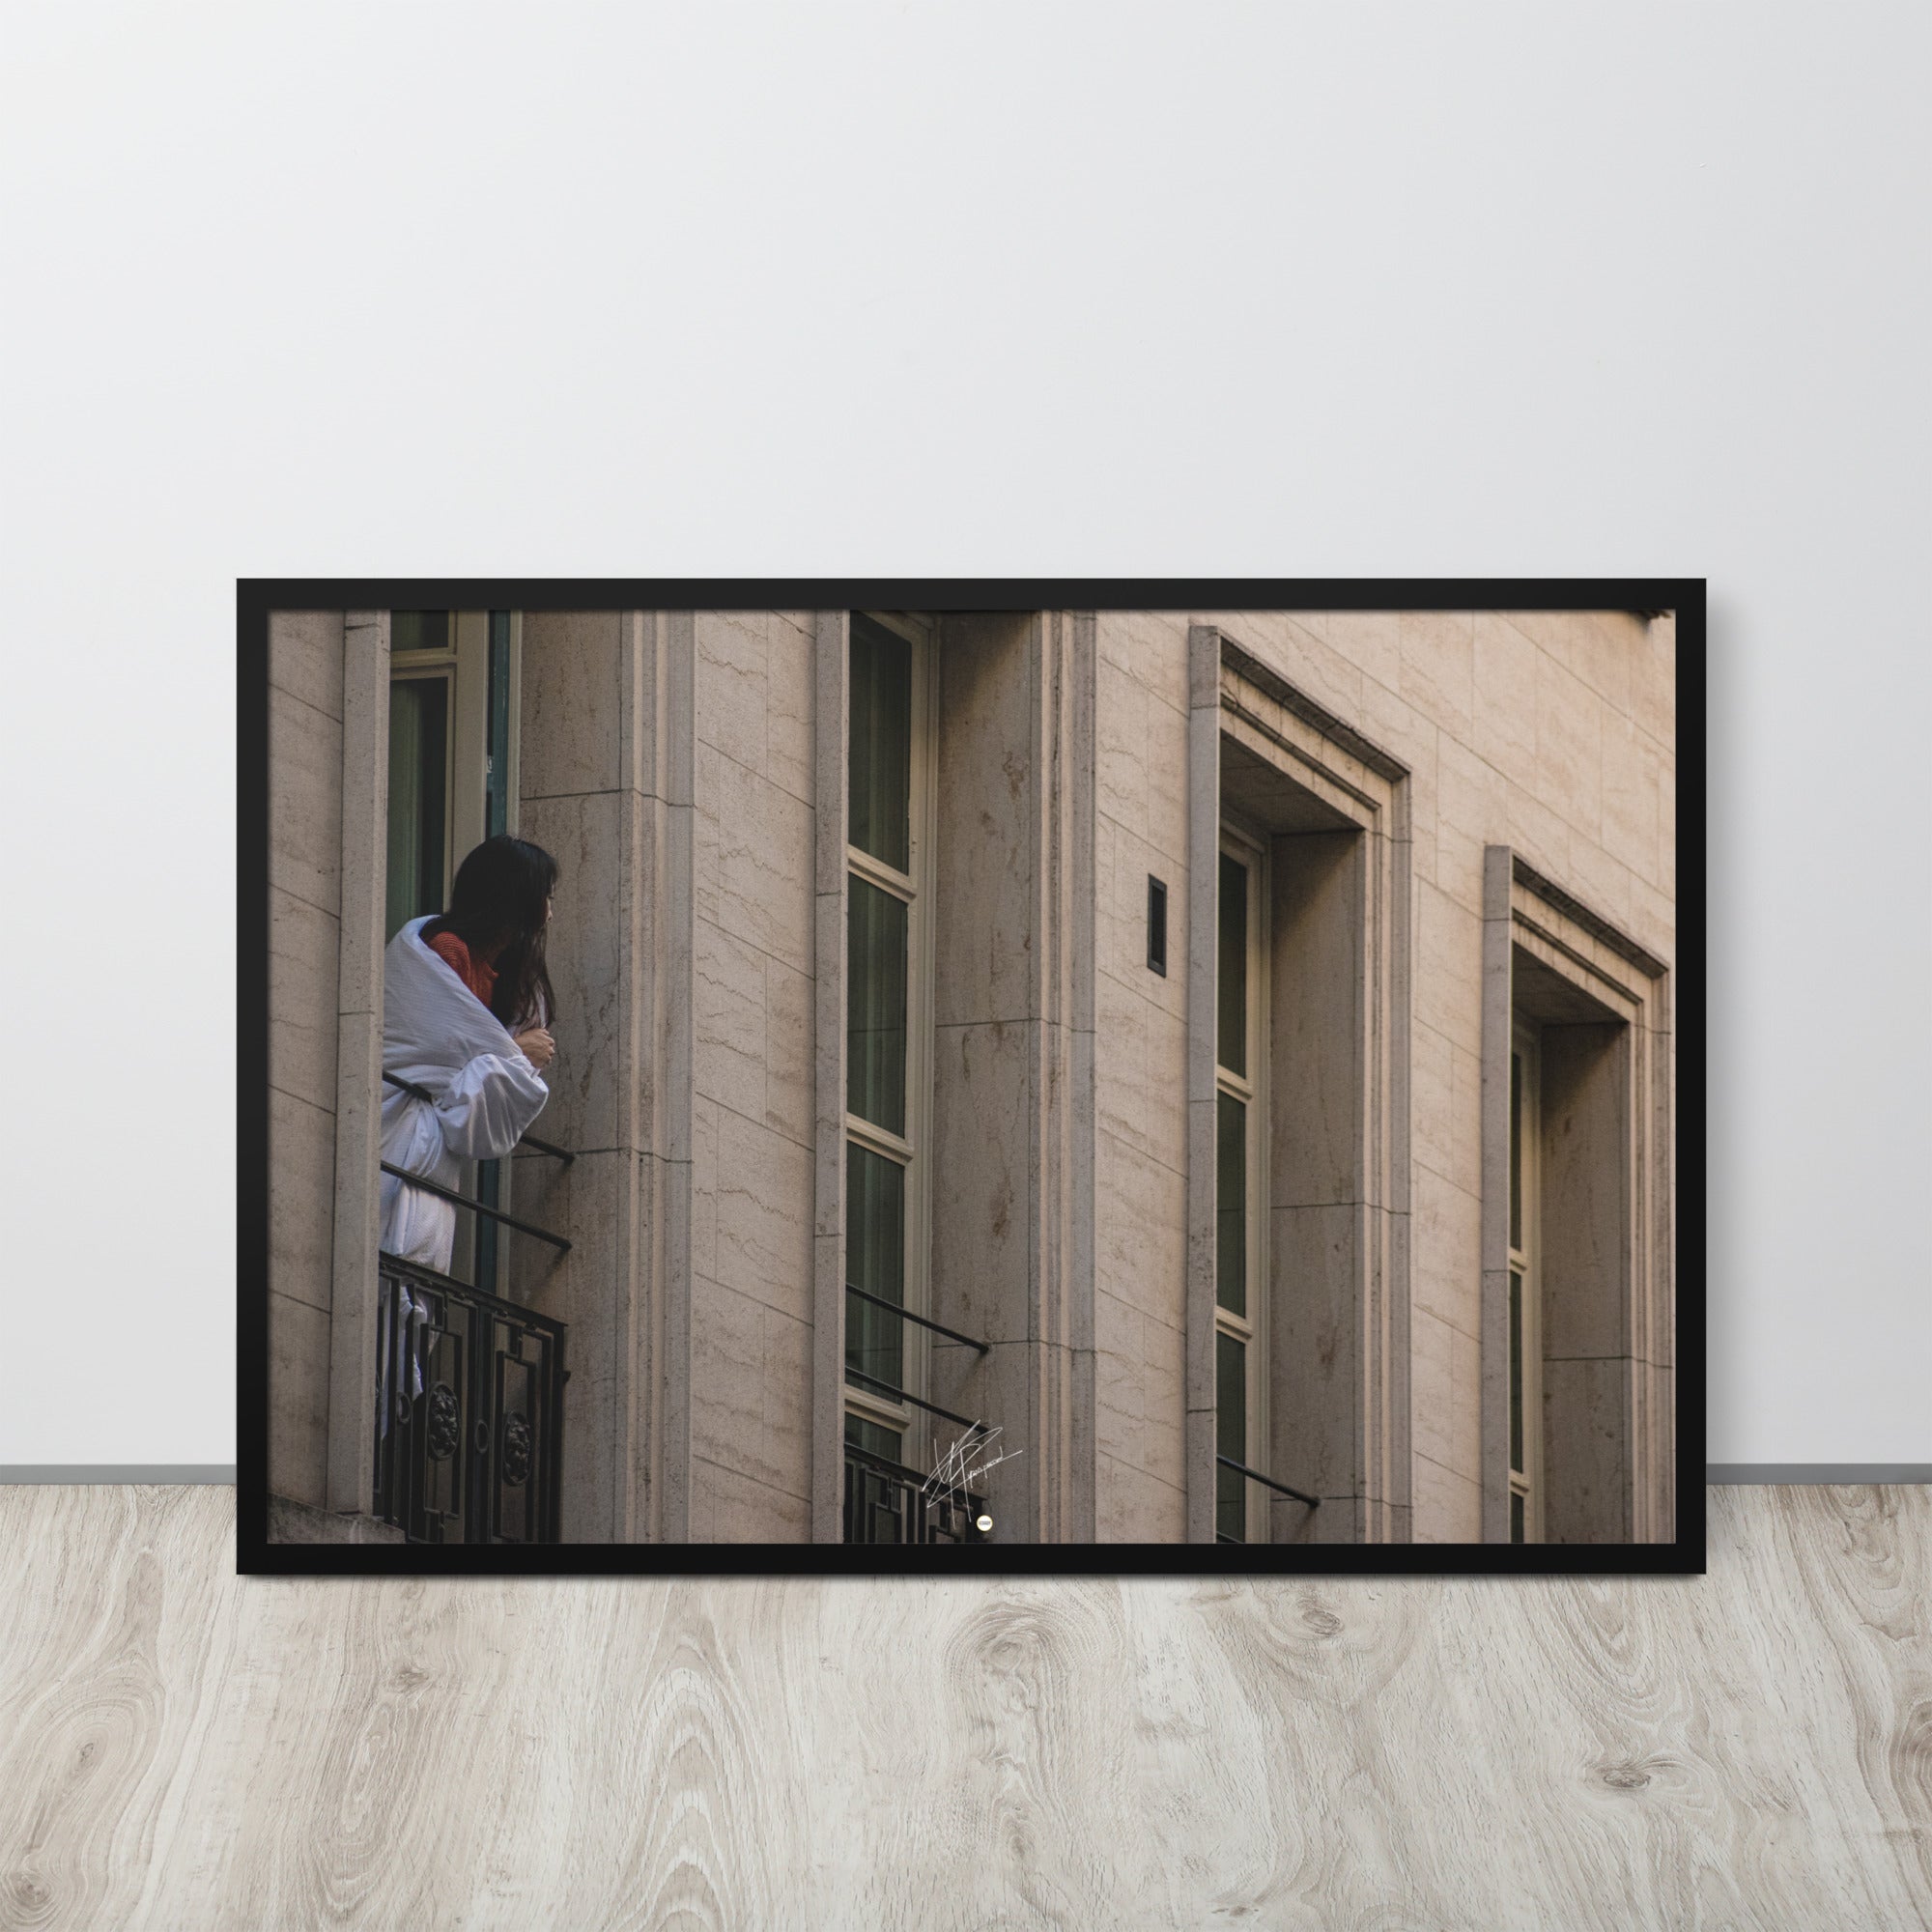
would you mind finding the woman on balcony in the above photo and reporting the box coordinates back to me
[379,834,561,1275]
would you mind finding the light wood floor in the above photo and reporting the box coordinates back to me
[0,1487,1926,1930]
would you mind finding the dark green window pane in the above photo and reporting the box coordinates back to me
[845,1412,902,1463]
[849,612,912,871]
[1508,1267,1524,1474]
[1216,1092,1247,1317]
[1216,1330,1247,1543]
[392,610,449,654]
[1217,852,1248,1076]
[1511,1492,1525,1544]
[385,676,447,940]
[486,611,512,839]
[847,877,909,1134]
[1509,1050,1522,1251]
[845,1144,906,1389]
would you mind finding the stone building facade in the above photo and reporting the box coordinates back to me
[266,605,1676,1546]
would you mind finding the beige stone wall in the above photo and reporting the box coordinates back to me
[1093,615,1193,1539]
[266,611,347,1511]
[690,611,818,1539]
[1090,610,1676,1544]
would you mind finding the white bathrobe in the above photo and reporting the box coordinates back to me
[378,915,553,1275]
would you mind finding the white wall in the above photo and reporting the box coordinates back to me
[1,4,1923,1468]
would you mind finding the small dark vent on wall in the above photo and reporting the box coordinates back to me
[1148,875,1168,976]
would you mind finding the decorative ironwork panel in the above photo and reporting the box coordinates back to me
[375,1255,567,1545]
[841,1441,990,1546]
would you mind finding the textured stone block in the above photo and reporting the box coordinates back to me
[1142,690,1189,867]
[930,1019,1033,1345]
[713,1108,812,1321]
[696,610,768,775]
[1094,1289,1184,1490]
[1094,968,1151,1158]
[270,1087,335,1314]
[1534,649,1604,839]
[268,609,345,722]
[765,612,814,807]
[520,611,625,800]
[268,1291,330,1510]
[763,953,813,1150]
[1433,734,1504,916]
[1414,881,1483,1059]
[1097,656,1148,842]
[1411,1163,1481,1338]
[695,916,766,1126]
[690,1277,812,1503]
[1412,1451,1482,1543]
[268,683,343,918]
[269,887,339,1114]
[693,1459,811,1542]
[1505,779,1573,892]
[701,745,814,980]
[1602,715,1664,884]
[1399,611,1475,743]
[1095,1449,1185,1543]
[1541,1356,1633,1543]
[1324,610,1403,696]
[1095,1126,1187,1333]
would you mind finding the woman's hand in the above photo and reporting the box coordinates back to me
[514,1027,555,1072]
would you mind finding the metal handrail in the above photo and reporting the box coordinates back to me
[843,1365,988,1438]
[843,1283,991,1355]
[1217,1454,1320,1508]
[380,1163,573,1253]
[841,1436,985,1503]
[383,1070,576,1164]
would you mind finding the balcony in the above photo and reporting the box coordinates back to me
[374,1256,567,1543]
[374,1073,573,1544]
[842,1438,989,1545]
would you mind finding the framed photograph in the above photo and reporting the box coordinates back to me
[241,581,1701,1575]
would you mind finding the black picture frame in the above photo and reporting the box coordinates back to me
[239,578,1703,1577]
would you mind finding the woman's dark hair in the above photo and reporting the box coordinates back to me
[423,835,560,1034]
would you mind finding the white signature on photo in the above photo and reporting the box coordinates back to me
[923,1424,1023,1500]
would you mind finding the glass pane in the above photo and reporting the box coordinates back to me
[1509,1267,1524,1474]
[1216,1092,1247,1317]
[845,1412,902,1463]
[1217,852,1248,1077]
[845,1143,906,1390]
[1511,1491,1525,1544]
[847,877,909,1135]
[1509,1049,1522,1251]
[486,611,512,839]
[1216,1330,1247,1543]
[385,676,448,940]
[849,612,912,871]
[392,610,449,655]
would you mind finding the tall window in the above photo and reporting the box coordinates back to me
[843,612,936,1473]
[386,611,520,1289]
[1215,825,1268,1542]
[1508,1019,1544,1542]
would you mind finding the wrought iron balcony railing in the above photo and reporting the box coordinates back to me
[842,1439,990,1545]
[375,1254,568,1544]
[375,1071,574,1544]
[842,1281,998,1545]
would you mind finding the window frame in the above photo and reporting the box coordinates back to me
[386,610,523,1293]
[841,610,939,1463]
[1214,816,1270,1543]
[1508,1015,1545,1543]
